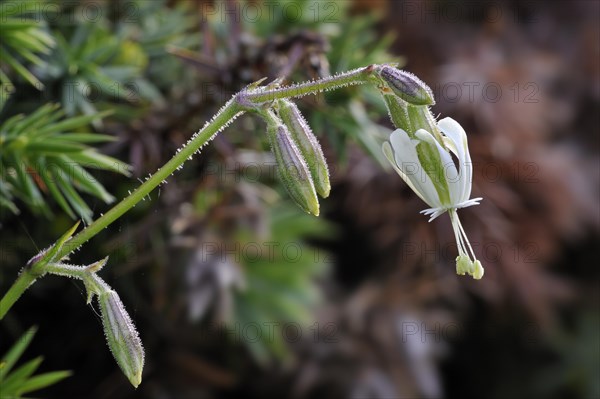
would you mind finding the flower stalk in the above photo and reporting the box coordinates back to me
[0,65,380,383]
[1,63,485,388]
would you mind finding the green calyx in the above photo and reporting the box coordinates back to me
[379,76,452,207]
[404,105,451,207]
[276,100,331,198]
[263,110,320,216]
[98,290,144,388]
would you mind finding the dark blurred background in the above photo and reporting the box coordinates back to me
[1,0,598,398]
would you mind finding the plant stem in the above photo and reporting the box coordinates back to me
[54,99,244,261]
[0,100,242,320]
[0,272,38,319]
[45,263,109,295]
[0,65,380,319]
[245,66,374,103]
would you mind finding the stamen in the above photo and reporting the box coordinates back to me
[456,214,477,261]
[450,211,469,257]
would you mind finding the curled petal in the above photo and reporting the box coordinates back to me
[386,129,439,207]
[438,117,473,202]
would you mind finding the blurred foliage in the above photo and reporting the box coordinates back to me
[177,174,336,363]
[0,0,597,398]
[40,24,155,122]
[0,326,71,398]
[121,0,198,91]
[194,0,398,166]
[232,205,334,363]
[0,104,130,222]
[0,0,198,221]
[537,309,600,399]
[0,0,55,97]
[315,14,399,166]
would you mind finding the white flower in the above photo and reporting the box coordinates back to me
[383,117,484,279]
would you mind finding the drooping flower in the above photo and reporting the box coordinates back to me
[383,117,484,279]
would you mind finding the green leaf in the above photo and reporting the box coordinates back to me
[1,357,43,392]
[0,21,39,31]
[0,114,26,136]
[34,159,76,219]
[14,163,45,211]
[11,104,61,135]
[55,133,117,143]
[30,222,80,269]
[0,326,37,381]
[68,150,131,176]
[52,166,93,223]
[51,155,114,204]
[26,141,87,154]
[35,111,112,136]
[16,370,72,395]
[1,50,44,89]
[1,104,129,219]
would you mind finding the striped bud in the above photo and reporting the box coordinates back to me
[277,100,330,198]
[98,289,144,388]
[379,66,434,106]
[267,115,320,216]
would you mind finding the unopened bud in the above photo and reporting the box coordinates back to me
[98,290,144,388]
[267,119,320,216]
[379,66,434,106]
[277,100,330,198]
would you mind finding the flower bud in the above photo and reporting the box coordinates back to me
[98,290,144,388]
[379,66,434,106]
[277,100,330,198]
[267,118,320,216]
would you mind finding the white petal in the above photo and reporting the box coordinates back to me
[383,141,435,206]
[455,197,482,209]
[420,207,447,222]
[383,142,428,204]
[387,129,439,207]
[438,118,472,202]
[414,128,460,205]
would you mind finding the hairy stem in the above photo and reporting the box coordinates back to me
[0,272,38,319]
[54,99,244,261]
[0,65,379,319]
[45,263,109,295]
[245,66,374,103]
